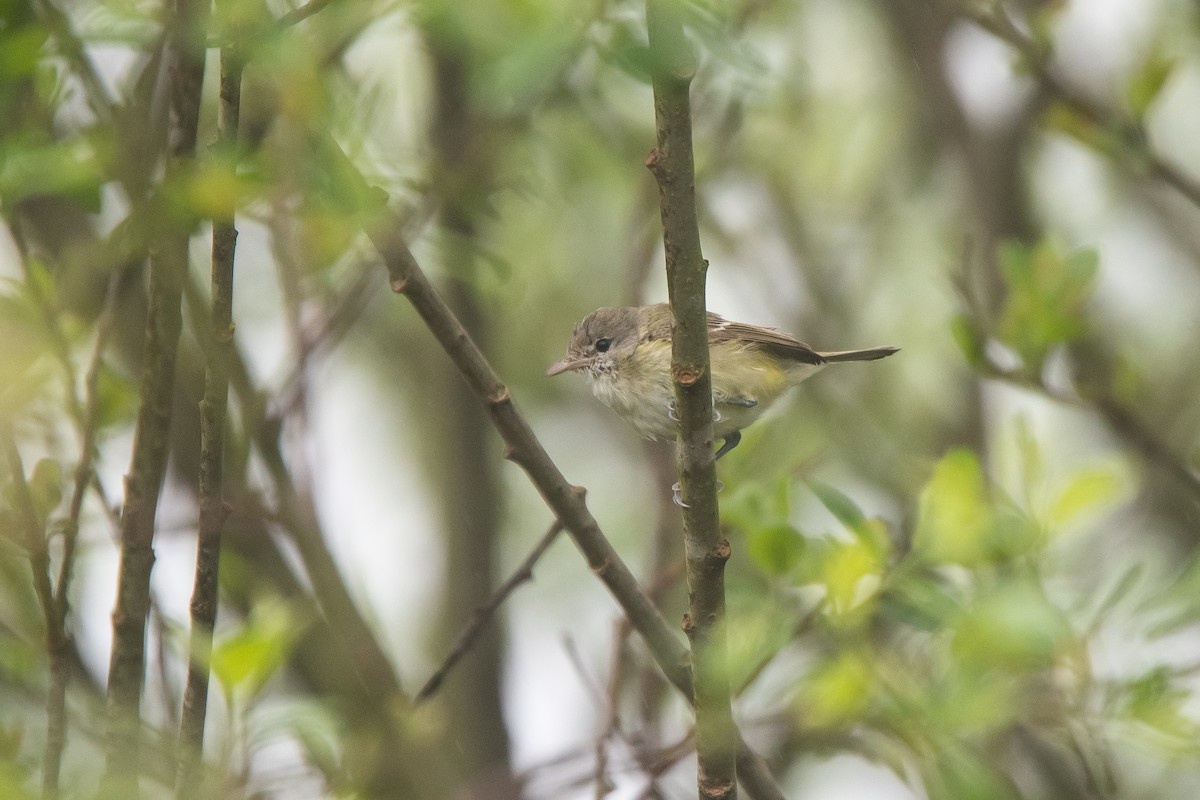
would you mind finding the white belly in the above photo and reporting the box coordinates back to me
[587,370,778,442]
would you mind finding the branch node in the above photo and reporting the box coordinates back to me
[674,365,701,386]
[701,779,736,799]
[486,385,512,406]
[713,539,731,562]
[681,613,695,635]
[645,148,665,176]
[389,275,409,294]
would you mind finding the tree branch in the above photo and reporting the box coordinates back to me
[175,37,245,800]
[416,520,565,705]
[645,1,737,797]
[3,436,72,800]
[103,0,210,793]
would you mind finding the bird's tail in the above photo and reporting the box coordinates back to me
[819,346,899,363]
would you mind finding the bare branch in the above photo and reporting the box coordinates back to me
[645,1,737,797]
[103,0,210,793]
[176,37,245,800]
[416,521,566,704]
[3,436,72,800]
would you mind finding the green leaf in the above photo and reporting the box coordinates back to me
[796,651,873,727]
[810,482,865,531]
[210,600,306,702]
[94,363,137,432]
[1049,465,1127,530]
[950,313,985,368]
[879,570,962,631]
[1122,667,1198,742]
[951,582,1071,672]
[995,240,1098,368]
[928,745,1017,800]
[1127,54,1175,119]
[1013,415,1043,505]
[810,482,891,561]
[28,458,62,524]
[821,539,882,615]
[914,449,992,566]
[597,18,654,84]
[746,522,805,576]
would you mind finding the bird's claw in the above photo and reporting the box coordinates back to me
[671,480,725,508]
[667,400,726,423]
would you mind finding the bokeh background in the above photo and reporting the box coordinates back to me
[3,0,1200,798]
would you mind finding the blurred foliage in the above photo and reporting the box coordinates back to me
[0,0,1199,798]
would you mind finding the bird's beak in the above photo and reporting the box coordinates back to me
[546,356,589,377]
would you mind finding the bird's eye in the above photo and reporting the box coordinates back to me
[595,337,612,353]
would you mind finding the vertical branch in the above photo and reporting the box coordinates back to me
[40,275,120,800]
[175,40,244,800]
[103,0,209,793]
[644,1,737,798]
[2,437,70,800]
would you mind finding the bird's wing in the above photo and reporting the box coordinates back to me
[707,313,825,365]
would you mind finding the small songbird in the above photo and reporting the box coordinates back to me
[547,303,897,460]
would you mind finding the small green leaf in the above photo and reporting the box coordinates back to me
[796,651,873,727]
[810,482,865,531]
[1049,465,1127,530]
[995,239,1098,368]
[951,582,1071,672]
[597,18,653,84]
[879,571,962,631]
[1127,54,1175,119]
[810,482,891,560]
[821,539,881,614]
[951,313,986,368]
[1013,415,1043,503]
[94,363,137,432]
[931,745,1017,800]
[1122,667,1197,742]
[29,458,62,524]
[914,449,992,566]
[746,522,805,576]
[211,600,306,702]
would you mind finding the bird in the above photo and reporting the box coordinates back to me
[547,303,897,461]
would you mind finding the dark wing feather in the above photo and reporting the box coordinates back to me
[706,312,825,366]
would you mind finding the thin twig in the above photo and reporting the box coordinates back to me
[645,0,737,796]
[102,0,210,793]
[415,521,565,704]
[593,619,627,800]
[40,271,122,800]
[59,271,121,613]
[175,35,245,800]
[278,0,336,30]
[3,436,72,800]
